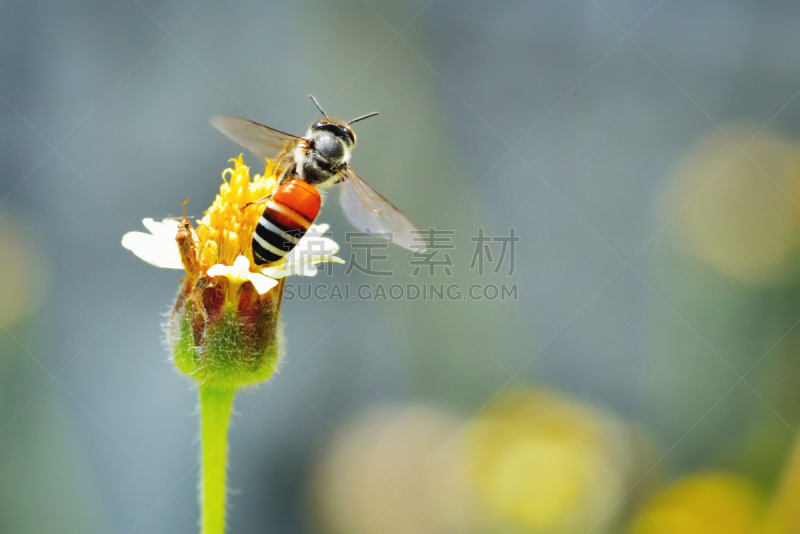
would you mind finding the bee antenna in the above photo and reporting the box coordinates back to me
[181,198,195,230]
[348,111,380,125]
[309,95,327,117]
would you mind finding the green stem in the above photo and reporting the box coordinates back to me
[200,385,236,534]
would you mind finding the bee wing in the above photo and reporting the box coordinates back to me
[211,116,306,161]
[338,168,421,250]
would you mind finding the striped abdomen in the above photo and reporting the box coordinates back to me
[252,179,322,265]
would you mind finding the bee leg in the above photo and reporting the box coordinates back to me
[241,195,271,212]
[277,161,298,185]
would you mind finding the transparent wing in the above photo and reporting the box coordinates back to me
[211,116,306,162]
[339,168,421,250]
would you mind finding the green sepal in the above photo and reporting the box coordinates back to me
[170,282,282,389]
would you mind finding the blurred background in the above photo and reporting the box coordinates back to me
[3,0,800,532]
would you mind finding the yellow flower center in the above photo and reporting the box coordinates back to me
[196,155,277,272]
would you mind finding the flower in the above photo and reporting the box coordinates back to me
[123,219,343,293]
[122,153,347,534]
[121,154,343,292]
[121,155,343,388]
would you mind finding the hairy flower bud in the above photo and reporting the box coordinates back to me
[170,275,283,389]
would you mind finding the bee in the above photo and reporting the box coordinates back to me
[211,95,421,265]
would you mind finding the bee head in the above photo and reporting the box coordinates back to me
[306,96,379,164]
[309,120,356,163]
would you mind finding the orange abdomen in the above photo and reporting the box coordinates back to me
[252,179,322,265]
[272,179,321,222]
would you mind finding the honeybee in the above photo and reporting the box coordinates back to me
[211,96,421,265]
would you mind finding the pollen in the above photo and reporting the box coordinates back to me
[196,155,277,272]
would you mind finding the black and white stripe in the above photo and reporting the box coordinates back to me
[252,216,307,264]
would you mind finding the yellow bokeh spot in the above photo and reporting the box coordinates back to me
[667,125,800,285]
[465,389,633,532]
[630,473,763,534]
[758,436,800,534]
[485,435,590,525]
[0,213,47,328]
[196,155,276,271]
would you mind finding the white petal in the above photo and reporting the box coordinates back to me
[308,223,329,235]
[247,272,279,294]
[287,237,340,264]
[230,256,252,279]
[263,254,344,279]
[304,237,339,254]
[122,224,183,269]
[208,256,252,282]
[260,264,290,279]
[254,222,343,279]
[294,263,319,277]
[208,256,279,294]
[142,218,181,239]
[207,263,231,278]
